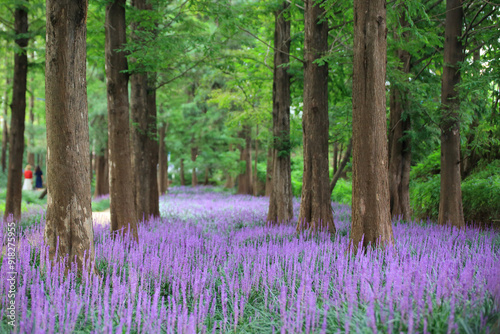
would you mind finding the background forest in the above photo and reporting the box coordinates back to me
[0,0,500,333]
[0,0,499,224]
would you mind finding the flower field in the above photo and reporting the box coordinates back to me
[1,186,499,333]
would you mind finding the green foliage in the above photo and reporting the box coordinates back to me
[91,198,110,212]
[330,179,352,205]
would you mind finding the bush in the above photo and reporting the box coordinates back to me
[410,160,500,223]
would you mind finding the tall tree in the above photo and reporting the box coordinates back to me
[438,0,465,227]
[267,2,293,225]
[388,7,411,221]
[158,122,168,194]
[105,0,138,240]
[237,124,253,195]
[44,0,94,271]
[130,0,160,221]
[4,2,28,221]
[297,0,334,234]
[93,142,109,197]
[351,0,393,250]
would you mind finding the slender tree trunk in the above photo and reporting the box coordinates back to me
[4,4,28,221]
[438,0,465,227]
[44,0,94,271]
[204,167,209,185]
[130,0,159,221]
[237,125,253,195]
[93,148,109,197]
[254,124,259,196]
[180,158,185,186]
[105,0,138,240]
[388,10,412,222]
[330,139,352,193]
[265,145,273,196]
[268,2,293,224]
[224,144,235,189]
[191,146,198,187]
[351,0,393,251]
[297,0,334,234]
[158,123,168,194]
[333,142,338,174]
[1,74,9,173]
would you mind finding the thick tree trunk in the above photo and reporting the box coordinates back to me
[105,0,138,240]
[268,3,293,224]
[158,123,168,194]
[388,11,412,222]
[191,146,198,187]
[180,158,185,186]
[297,0,334,234]
[44,0,94,271]
[265,145,273,196]
[237,125,253,195]
[4,5,28,221]
[351,0,393,251]
[438,0,465,227]
[131,0,159,221]
[93,148,109,197]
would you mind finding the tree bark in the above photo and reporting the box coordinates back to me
[191,145,198,187]
[351,0,393,251]
[297,0,334,234]
[265,145,273,196]
[158,123,168,194]
[180,158,185,185]
[268,2,293,224]
[237,125,253,195]
[105,0,138,240]
[388,9,412,222]
[130,0,159,221]
[330,139,352,193]
[4,4,28,221]
[333,142,338,174]
[1,74,9,173]
[93,148,109,197]
[44,0,94,271]
[438,0,465,227]
[254,125,259,196]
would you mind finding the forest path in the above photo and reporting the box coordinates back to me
[92,208,110,227]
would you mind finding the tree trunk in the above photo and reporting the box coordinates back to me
[237,125,253,195]
[27,67,35,167]
[191,146,198,187]
[268,3,293,224]
[333,142,338,174]
[330,139,352,193]
[438,0,465,227]
[253,125,259,196]
[1,74,9,173]
[4,4,28,221]
[105,0,138,240]
[388,10,412,222]
[158,123,168,194]
[130,0,159,221]
[351,0,393,251]
[297,0,334,234]
[204,167,209,185]
[93,148,109,197]
[265,145,273,196]
[44,0,94,271]
[180,158,185,185]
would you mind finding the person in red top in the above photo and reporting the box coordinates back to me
[23,164,33,190]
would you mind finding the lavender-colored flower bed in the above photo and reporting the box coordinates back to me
[1,186,499,333]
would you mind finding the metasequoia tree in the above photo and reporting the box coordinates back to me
[237,125,253,195]
[93,144,109,197]
[130,0,160,221]
[4,2,28,221]
[267,1,293,225]
[351,0,393,250]
[297,0,334,234]
[44,0,94,270]
[438,0,465,227]
[105,0,139,240]
[388,7,411,221]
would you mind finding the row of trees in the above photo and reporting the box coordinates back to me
[1,0,498,271]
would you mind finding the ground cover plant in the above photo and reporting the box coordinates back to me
[1,187,499,333]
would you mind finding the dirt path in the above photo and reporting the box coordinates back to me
[92,208,111,227]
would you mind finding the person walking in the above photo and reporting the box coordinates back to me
[35,165,44,190]
[23,164,33,190]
